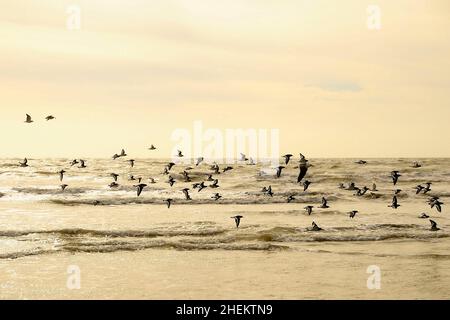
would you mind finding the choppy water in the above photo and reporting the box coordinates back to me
[0,158,449,260]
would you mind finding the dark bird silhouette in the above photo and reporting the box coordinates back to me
[60,184,68,191]
[309,221,323,232]
[19,158,28,167]
[415,185,424,194]
[70,159,79,167]
[212,193,222,201]
[320,197,329,208]
[110,173,119,182]
[371,183,378,192]
[134,184,147,197]
[430,219,440,231]
[45,115,55,121]
[112,154,120,160]
[109,182,119,188]
[266,186,274,197]
[297,153,309,183]
[287,195,296,203]
[58,170,66,182]
[149,145,156,150]
[423,182,432,194]
[419,213,430,219]
[412,161,422,168]
[165,199,173,208]
[167,162,176,171]
[223,166,233,173]
[355,160,367,165]
[349,210,358,218]
[197,182,207,192]
[390,171,401,186]
[206,174,214,182]
[210,179,220,188]
[168,176,175,187]
[388,195,400,209]
[182,188,191,200]
[120,149,127,157]
[177,150,184,157]
[276,166,285,178]
[429,197,443,213]
[304,206,313,215]
[303,180,311,192]
[25,114,33,123]
[231,215,243,228]
[128,159,135,168]
[79,160,87,168]
[283,154,293,165]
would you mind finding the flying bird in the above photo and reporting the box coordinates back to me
[134,184,147,197]
[19,158,28,167]
[388,196,400,209]
[110,173,119,182]
[303,180,311,192]
[390,171,401,186]
[182,188,192,200]
[149,145,156,150]
[231,215,244,228]
[58,170,66,182]
[304,206,313,215]
[45,115,55,121]
[430,220,440,232]
[165,199,173,208]
[276,166,285,178]
[320,197,329,208]
[287,195,296,203]
[297,153,309,183]
[25,114,33,123]
[128,159,135,168]
[60,184,68,191]
[309,222,323,232]
[196,157,204,166]
[283,154,293,165]
[212,193,222,201]
[349,210,358,218]
[177,150,184,158]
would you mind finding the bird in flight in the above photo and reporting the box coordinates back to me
[231,215,244,228]
[134,184,147,197]
[45,115,55,121]
[297,153,309,183]
[25,114,33,123]
[149,145,156,150]
[430,220,440,231]
[19,158,29,167]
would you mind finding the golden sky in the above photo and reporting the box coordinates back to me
[1,0,449,158]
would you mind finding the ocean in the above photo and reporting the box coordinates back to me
[0,157,449,299]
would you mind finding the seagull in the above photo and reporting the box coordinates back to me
[429,197,443,213]
[276,166,285,178]
[128,159,135,168]
[266,186,274,197]
[349,210,358,218]
[58,170,66,182]
[109,182,119,188]
[210,179,220,188]
[430,220,440,231]
[120,149,127,157]
[45,115,55,121]
[212,193,222,201]
[390,171,401,186]
[287,195,296,203]
[239,153,248,161]
[283,154,293,165]
[19,158,28,167]
[423,182,432,194]
[248,158,256,165]
[304,206,313,215]
[297,153,309,183]
[197,182,207,192]
[196,157,204,166]
[419,213,430,219]
[338,183,345,189]
[355,186,369,196]
[347,182,357,191]
[112,154,120,160]
[309,221,323,232]
[182,188,191,200]
[371,183,378,192]
[25,114,33,123]
[60,184,68,191]
[231,215,244,228]
[223,166,233,173]
[415,185,424,194]
[355,160,367,165]
[79,160,87,168]
[149,145,156,150]
[148,178,156,184]
[134,184,147,197]
[70,159,79,167]
[168,176,175,187]
[388,196,400,209]
[394,189,402,195]
[167,162,176,171]
[165,199,173,209]
[303,180,311,192]
[320,197,329,208]
[211,163,220,175]
[206,174,214,182]
[177,150,184,158]
[110,173,119,182]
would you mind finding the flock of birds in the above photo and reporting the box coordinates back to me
[19,114,445,232]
